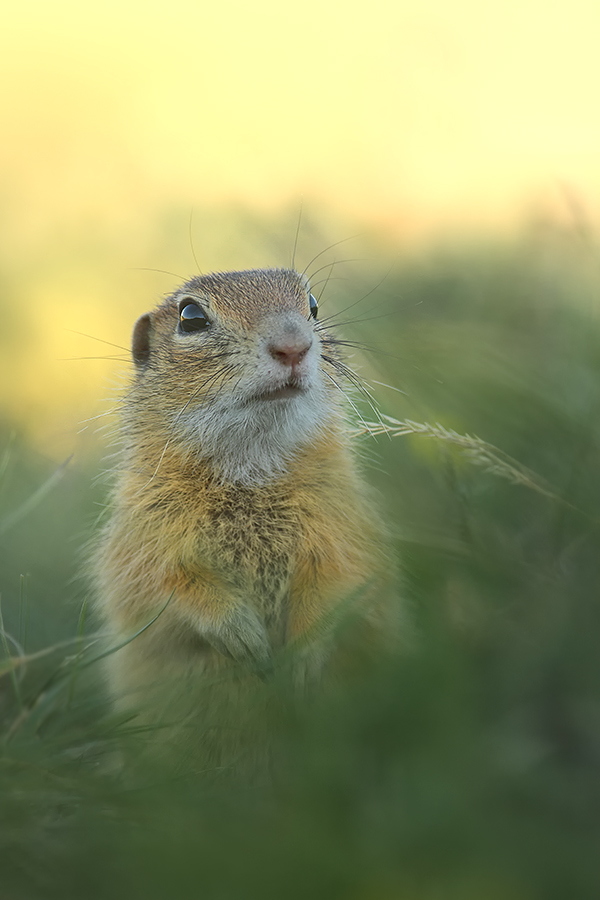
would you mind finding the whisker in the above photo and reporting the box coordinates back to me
[316,261,336,306]
[333,362,386,420]
[316,266,394,327]
[183,350,232,366]
[218,371,247,406]
[79,409,120,426]
[371,380,407,395]
[130,267,187,280]
[65,330,129,352]
[320,336,376,353]
[291,198,303,271]
[198,365,241,410]
[189,207,202,274]
[141,364,235,490]
[59,355,129,361]
[321,369,375,437]
[175,365,233,414]
[317,308,400,330]
[300,234,362,281]
[319,336,404,362]
[322,355,387,432]
[307,275,349,292]
[307,258,366,281]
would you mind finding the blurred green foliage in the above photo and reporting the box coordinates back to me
[2,232,600,899]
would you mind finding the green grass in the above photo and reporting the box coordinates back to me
[2,236,600,899]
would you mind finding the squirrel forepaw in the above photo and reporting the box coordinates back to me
[200,604,272,676]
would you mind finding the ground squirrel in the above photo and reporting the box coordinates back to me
[93,267,398,754]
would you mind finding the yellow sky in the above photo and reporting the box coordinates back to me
[2,0,600,235]
[2,0,600,455]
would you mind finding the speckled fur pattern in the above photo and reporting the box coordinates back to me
[93,267,395,729]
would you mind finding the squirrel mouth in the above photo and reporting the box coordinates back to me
[254,380,306,402]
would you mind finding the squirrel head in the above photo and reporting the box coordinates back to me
[127,268,345,485]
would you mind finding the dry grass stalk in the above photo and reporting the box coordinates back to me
[357,416,559,500]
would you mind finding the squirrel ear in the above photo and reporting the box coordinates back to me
[132,314,152,365]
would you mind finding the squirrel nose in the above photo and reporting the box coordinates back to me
[268,336,312,368]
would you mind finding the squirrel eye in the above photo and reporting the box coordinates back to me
[179,301,210,333]
[309,293,318,320]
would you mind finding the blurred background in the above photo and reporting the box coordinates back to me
[3,1,600,898]
[2,0,600,455]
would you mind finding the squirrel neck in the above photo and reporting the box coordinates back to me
[116,405,354,498]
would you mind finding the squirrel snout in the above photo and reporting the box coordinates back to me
[268,335,313,369]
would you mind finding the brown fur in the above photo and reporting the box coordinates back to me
[93,267,397,765]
